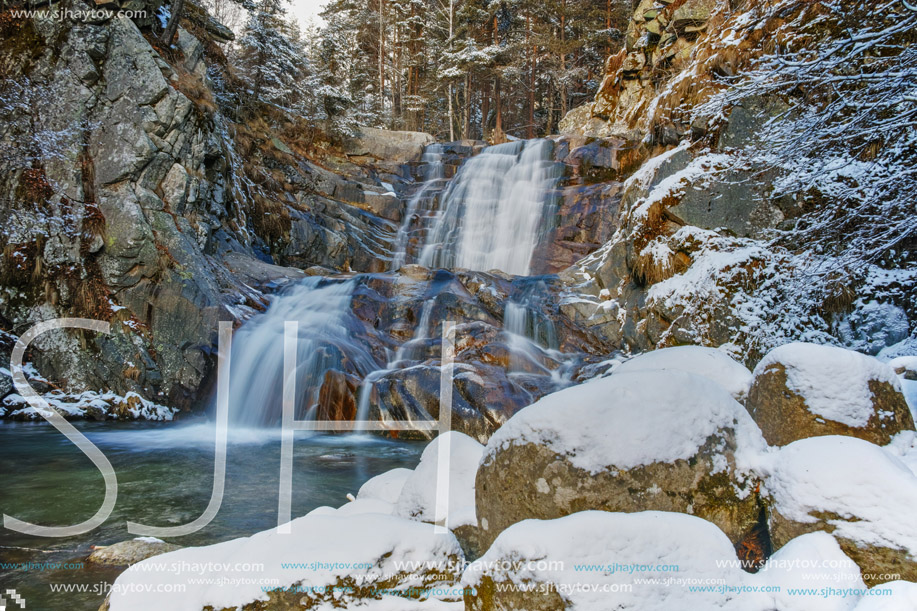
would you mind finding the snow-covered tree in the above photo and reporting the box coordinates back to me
[700,0,917,278]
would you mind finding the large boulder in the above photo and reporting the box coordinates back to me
[344,127,436,164]
[475,370,768,552]
[747,342,914,446]
[763,435,917,586]
[463,511,766,611]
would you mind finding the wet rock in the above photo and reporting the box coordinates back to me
[746,343,914,446]
[316,369,360,422]
[88,537,180,567]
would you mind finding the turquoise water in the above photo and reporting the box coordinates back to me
[0,420,424,610]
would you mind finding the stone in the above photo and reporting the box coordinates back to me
[102,18,169,106]
[159,163,191,212]
[464,511,761,611]
[746,342,914,446]
[343,127,436,163]
[671,0,716,30]
[88,537,180,566]
[475,370,767,551]
[765,436,917,586]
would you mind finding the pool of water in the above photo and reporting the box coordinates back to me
[0,420,424,611]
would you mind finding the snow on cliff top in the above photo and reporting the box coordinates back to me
[483,369,766,474]
[755,342,902,428]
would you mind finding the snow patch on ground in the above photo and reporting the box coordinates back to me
[1,389,177,421]
[358,467,414,505]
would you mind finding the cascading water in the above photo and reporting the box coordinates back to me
[227,277,379,428]
[419,139,562,275]
[391,144,445,270]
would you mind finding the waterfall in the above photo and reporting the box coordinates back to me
[227,278,379,428]
[419,139,561,275]
[391,144,445,270]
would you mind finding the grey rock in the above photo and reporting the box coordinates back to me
[88,538,180,567]
[344,127,436,163]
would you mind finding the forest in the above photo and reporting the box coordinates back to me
[204,0,631,140]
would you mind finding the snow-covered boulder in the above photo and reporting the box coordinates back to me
[762,435,917,585]
[102,512,465,611]
[462,511,764,611]
[613,345,753,401]
[88,537,180,567]
[747,342,914,446]
[395,431,485,557]
[475,370,767,552]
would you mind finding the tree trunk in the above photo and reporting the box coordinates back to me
[161,0,185,46]
[463,73,471,139]
[481,81,490,141]
[378,0,385,116]
[526,15,535,139]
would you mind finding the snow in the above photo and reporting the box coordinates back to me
[462,510,762,610]
[2,389,177,421]
[852,581,917,610]
[761,436,917,554]
[106,512,464,611]
[394,432,483,529]
[335,498,394,516]
[483,369,766,474]
[760,532,865,611]
[754,343,903,428]
[614,346,753,401]
[358,467,413,504]
[879,342,917,420]
[631,153,734,224]
[878,337,917,362]
[883,431,917,477]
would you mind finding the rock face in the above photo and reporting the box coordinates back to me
[764,436,917,586]
[475,370,767,552]
[0,9,420,412]
[746,342,914,446]
[88,538,180,566]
